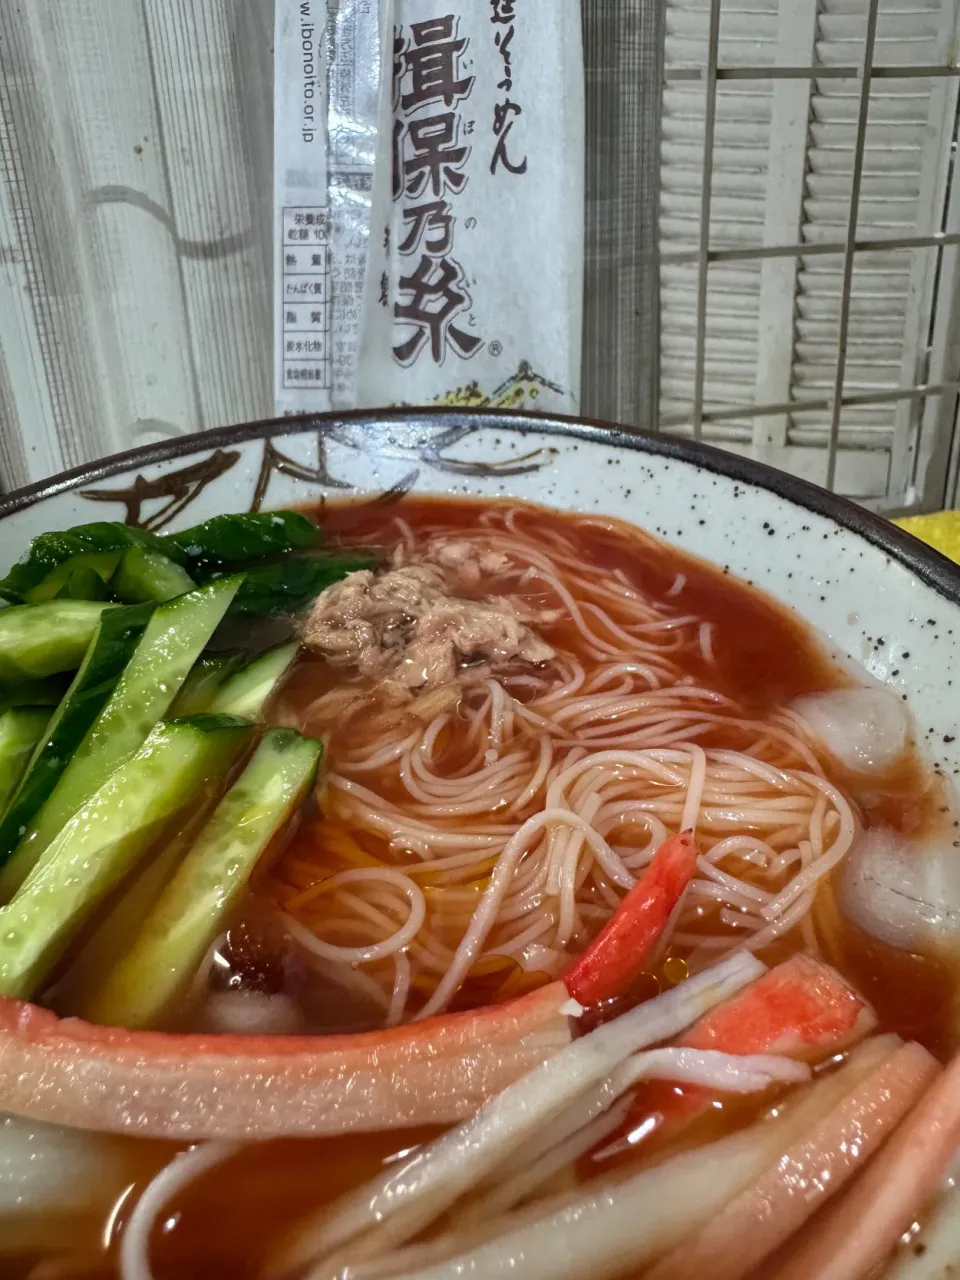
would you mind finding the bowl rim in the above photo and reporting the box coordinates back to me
[2,406,958,608]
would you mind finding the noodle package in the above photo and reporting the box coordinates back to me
[274,0,388,416]
[274,0,585,417]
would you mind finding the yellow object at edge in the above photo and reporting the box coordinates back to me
[894,511,960,566]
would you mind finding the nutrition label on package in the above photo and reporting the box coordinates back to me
[280,207,331,391]
[273,0,332,414]
[273,0,383,414]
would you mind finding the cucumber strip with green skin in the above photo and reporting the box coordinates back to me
[225,552,376,618]
[0,711,51,814]
[84,727,321,1028]
[24,552,123,604]
[0,715,252,1000]
[168,652,246,718]
[51,835,187,1019]
[0,523,186,603]
[50,768,233,1016]
[0,602,115,681]
[2,576,243,896]
[164,511,319,571]
[57,566,110,601]
[207,642,299,718]
[0,678,70,713]
[111,547,196,604]
[0,603,156,870]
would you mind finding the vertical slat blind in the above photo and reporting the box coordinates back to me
[660,0,960,509]
[0,0,277,489]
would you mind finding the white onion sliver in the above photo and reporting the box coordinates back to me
[276,952,765,1276]
[507,1045,809,1193]
[468,1096,634,1222]
[378,1039,891,1280]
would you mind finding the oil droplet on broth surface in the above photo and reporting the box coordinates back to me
[662,955,689,985]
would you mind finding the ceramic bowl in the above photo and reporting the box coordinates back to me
[2,407,960,1274]
[2,408,957,779]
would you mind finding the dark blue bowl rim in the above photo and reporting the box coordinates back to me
[1,407,958,608]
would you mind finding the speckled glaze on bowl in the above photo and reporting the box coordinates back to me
[1,408,957,779]
[1,408,960,1274]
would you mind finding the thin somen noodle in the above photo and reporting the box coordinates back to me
[271,506,857,1024]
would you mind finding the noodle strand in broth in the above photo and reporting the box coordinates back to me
[269,504,860,1026]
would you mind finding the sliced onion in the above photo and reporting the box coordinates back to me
[344,1038,897,1280]
[647,1039,938,1280]
[464,1049,809,1224]
[273,952,765,1277]
[465,1096,634,1222]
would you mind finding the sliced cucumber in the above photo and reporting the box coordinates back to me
[111,546,196,604]
[51,769,230,1016]
[0,678,70,713]
[207,642,299,718]
[50,835,187,1018]
[0,603,156,875]
[168,652,246,718]
[226,552,375,618]
[0,523,185,604]
[0,601,115,682]
[0,710,51,813]
[5,577,243,894]
[24,551,123,604]
[84,727,321,1028]
[164,511,319,571]
[0,715,251,999]
[59,566,111,601]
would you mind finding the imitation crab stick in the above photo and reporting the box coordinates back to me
[679,952,876,1059]
[775,1045,960,1280]
[343,1037,896,1280]
[272,953,766,1278]
[646,1039,938,1280]
[624,954,876,1143]
[564,830,697,1006]
[0,981,572,1141]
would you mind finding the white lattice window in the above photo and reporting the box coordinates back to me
[660,0,960,511]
